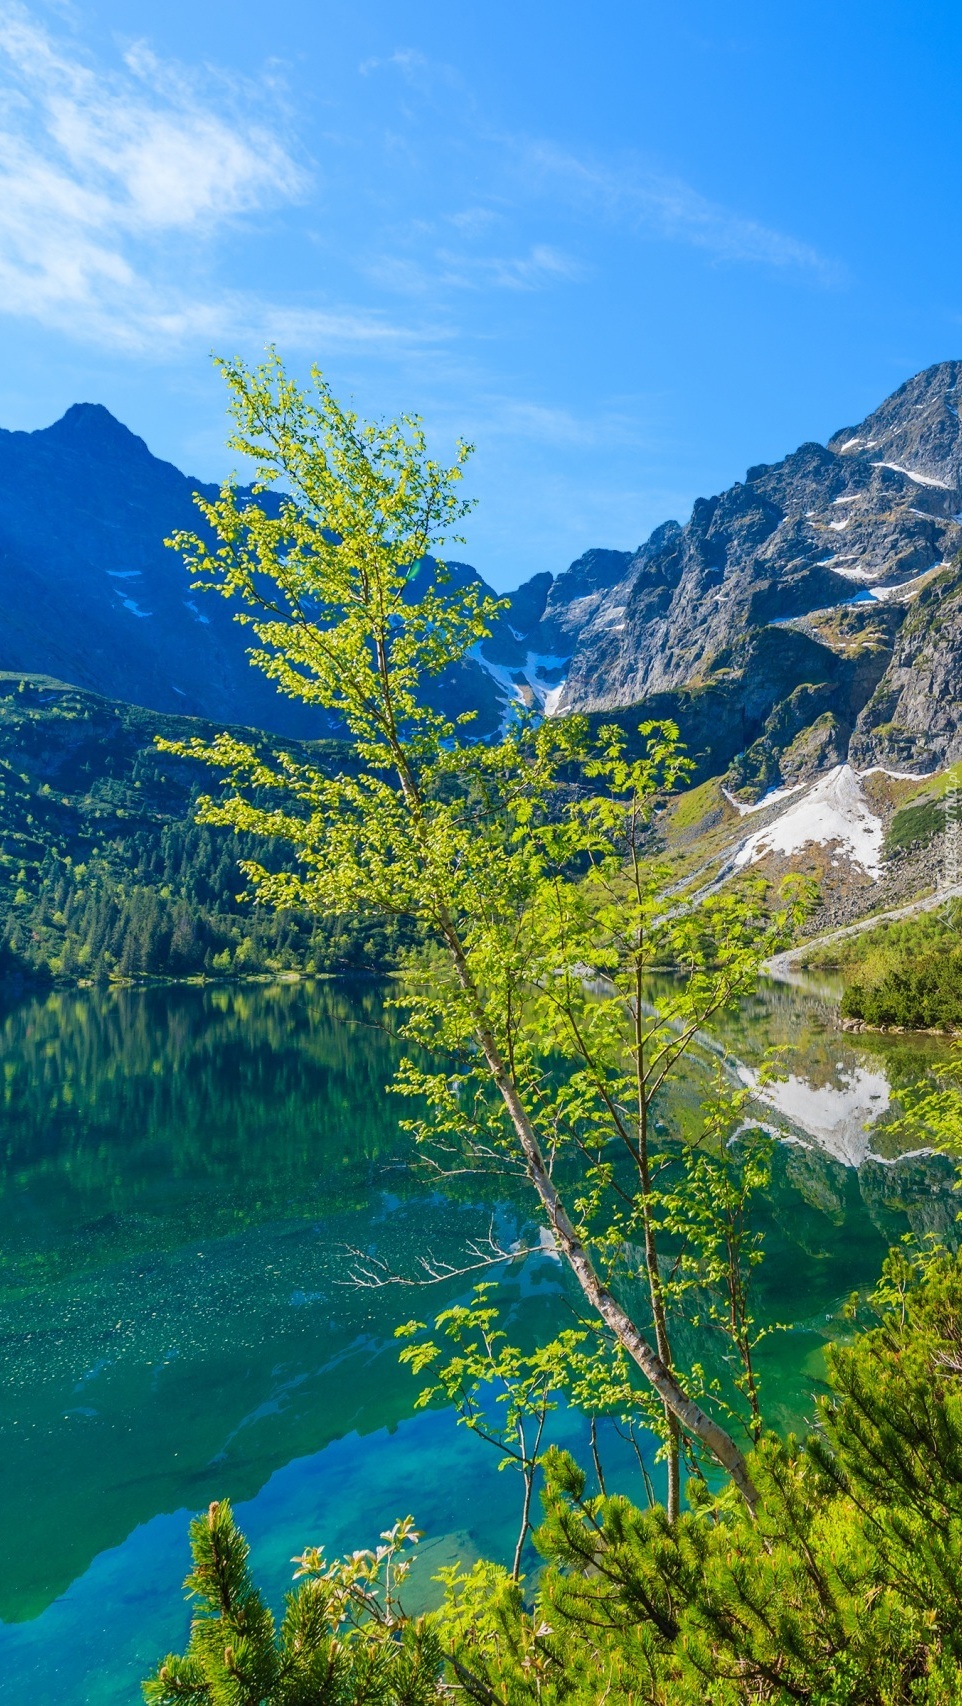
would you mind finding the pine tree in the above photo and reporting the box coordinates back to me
[143,1501,444,1706]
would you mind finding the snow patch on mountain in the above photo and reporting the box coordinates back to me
[732,764,884,878]
[828,561,875,580]
[871,461,953,490]
[472,645,572,722]
[722,782,805,817]
[525,651,570,689]
[859,764,939,781]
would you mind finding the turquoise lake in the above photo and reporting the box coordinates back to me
[0,976,958,1703]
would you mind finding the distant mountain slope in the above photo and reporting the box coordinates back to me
[0,402,568,741]
[0,405,331,737]
[0,673,411,982]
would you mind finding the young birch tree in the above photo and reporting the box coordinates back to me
[162,353,797,1514]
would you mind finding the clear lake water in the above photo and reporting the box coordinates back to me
[0,974,957,1702]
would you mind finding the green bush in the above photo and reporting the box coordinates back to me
[884,796,945,858]
[144,1507,441,1705]
[841,952,962,1028]
[807,901,962,1029]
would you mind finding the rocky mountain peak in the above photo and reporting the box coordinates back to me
[828,360,962,491]
[39,402,157,463]
[532,547,635,653]
[537,361,962,789]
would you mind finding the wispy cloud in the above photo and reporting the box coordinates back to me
[369,240,584,296]
[360,47,428,79]
[449,207,500,236]
[438,243,585,292]
[483,397,618,447]
[0,4,430,351]
[346,48,841,287]
[521,141,844,283]
[358,45,462,94]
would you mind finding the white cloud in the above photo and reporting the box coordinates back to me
[484,398,604,446]
[436,242,585,292]
[0,14,305,226]
[358,46,461,92]
[448,206,500,236]
[253,302,435,350]
[522,141,844,283]
[0,4,418,351]
[365,238,584,298]
[360,47,429,79]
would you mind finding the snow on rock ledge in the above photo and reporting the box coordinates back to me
[732,764,884,879]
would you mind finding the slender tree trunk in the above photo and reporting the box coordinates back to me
[590,1416,606,1497]
[443,927,760,1513]
[511,1406,546,1580]
[664,1412,681,1521]
[725,1220,763,1443]
[635,976,680,1521]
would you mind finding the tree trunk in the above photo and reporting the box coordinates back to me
[444,934,760,1512]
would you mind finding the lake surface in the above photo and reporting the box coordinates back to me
[0,976,958,1703]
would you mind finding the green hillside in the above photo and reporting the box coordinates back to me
[804,900,962,1029]
[0,674,411,984]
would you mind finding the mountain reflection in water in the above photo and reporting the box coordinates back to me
[0,976,957,1704]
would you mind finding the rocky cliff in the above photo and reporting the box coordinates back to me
[518,361,962,791]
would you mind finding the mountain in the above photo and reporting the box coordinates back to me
[2,366,962,793]
[539,361,962,791]
[0,404,330,738]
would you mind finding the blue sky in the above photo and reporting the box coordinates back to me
[0,0,959,589]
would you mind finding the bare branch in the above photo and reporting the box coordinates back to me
[338,1227,550,1289]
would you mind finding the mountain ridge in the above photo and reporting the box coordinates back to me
[537,360,962,791]
[2,366,961,794]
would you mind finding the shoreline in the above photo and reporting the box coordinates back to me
[0,966,401,999]
[839,1015,961,1038]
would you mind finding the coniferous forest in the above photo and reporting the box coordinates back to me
[0,673,411,983]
